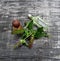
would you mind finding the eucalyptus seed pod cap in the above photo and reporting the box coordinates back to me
[12,19,20,28]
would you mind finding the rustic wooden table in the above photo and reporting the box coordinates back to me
[0,0,59,61]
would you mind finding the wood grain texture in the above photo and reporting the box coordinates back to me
[0,0,59,61]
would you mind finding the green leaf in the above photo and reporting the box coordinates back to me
[13,39,28,49]
[20,39,28,46]
[27,20,33,30]
[25,20,33,30]
[22,29,32,39]
[34,27,48,38]
[11,29,24,34]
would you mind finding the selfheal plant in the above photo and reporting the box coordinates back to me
[11,14,49,49]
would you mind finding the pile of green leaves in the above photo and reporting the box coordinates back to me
[13,17,48,49]
[23,20,48,39]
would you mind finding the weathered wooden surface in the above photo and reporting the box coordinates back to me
[0,0,60,61]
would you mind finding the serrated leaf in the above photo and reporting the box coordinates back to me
[34,27,48,38]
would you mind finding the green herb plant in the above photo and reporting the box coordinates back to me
[12,14,49,49]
